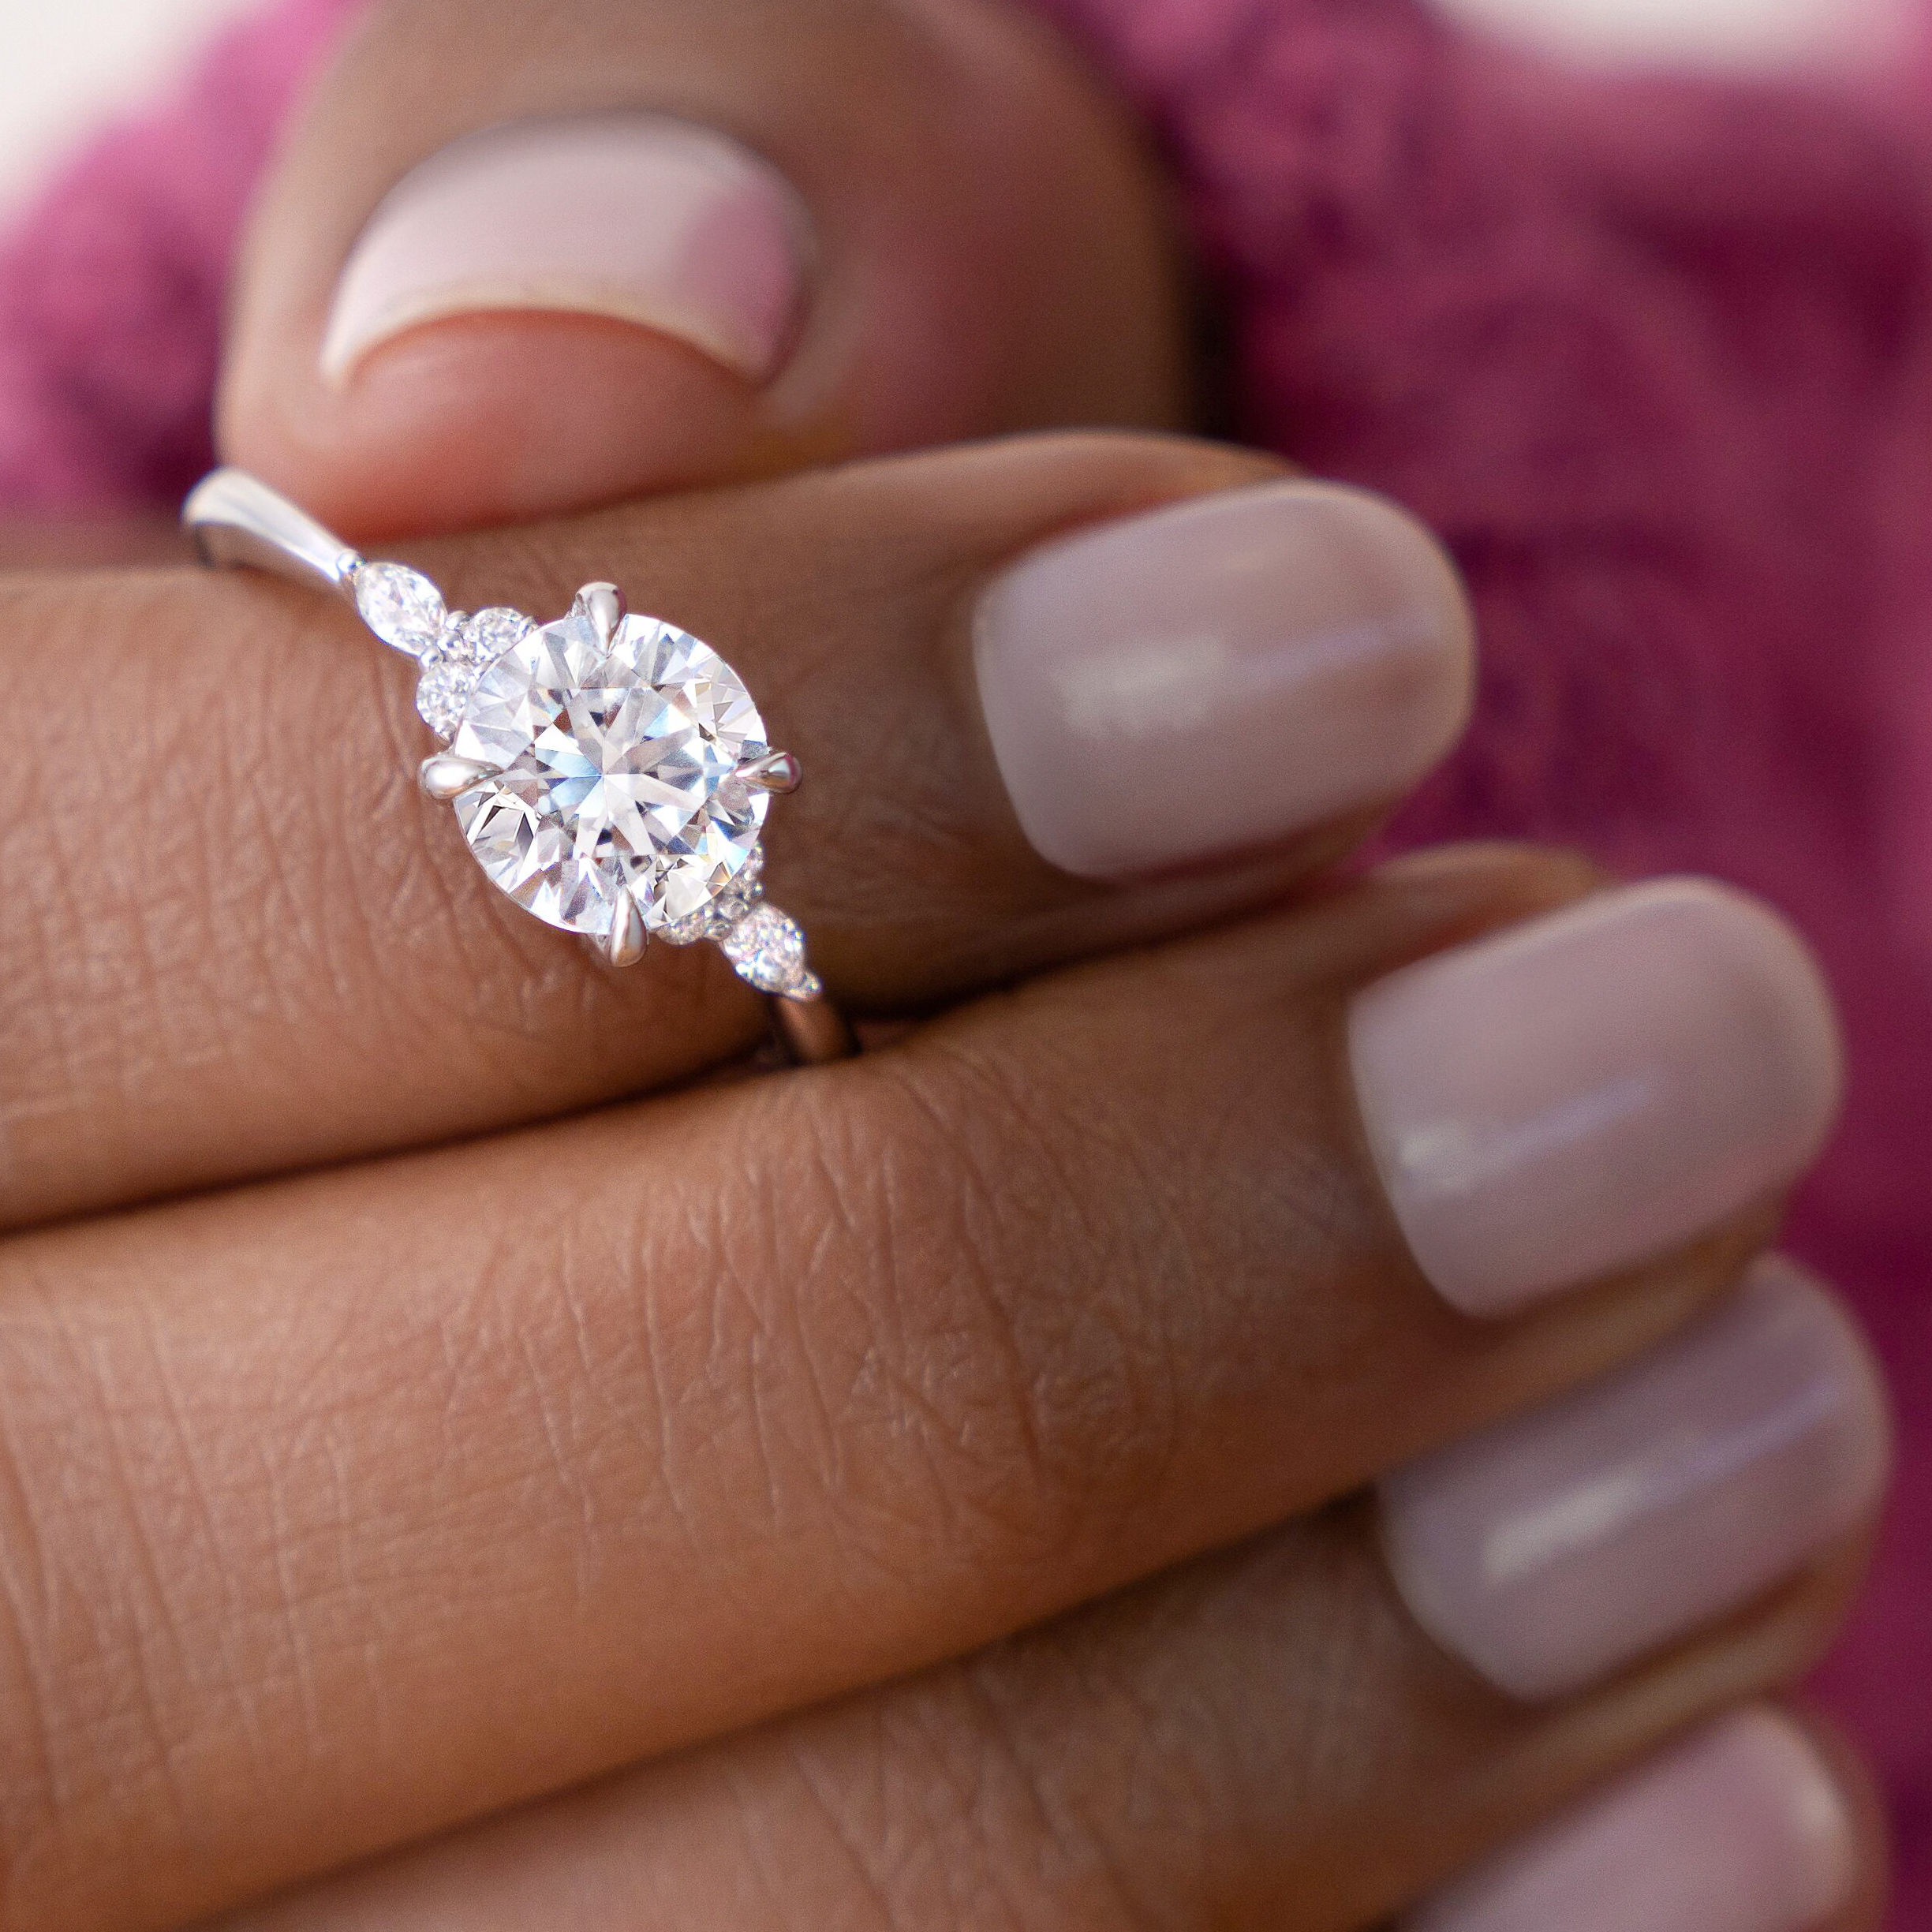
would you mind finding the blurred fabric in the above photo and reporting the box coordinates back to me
[0,0,260,215]
[1437,0,1914,72]
[0,0,1927,1921]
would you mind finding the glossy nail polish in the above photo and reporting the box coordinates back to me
[973,480,1475,878]
[1380,1261,1889,1701]
[323,116,809,387]
[1349,879,1843,1317]
[1407,1710,1859,1932]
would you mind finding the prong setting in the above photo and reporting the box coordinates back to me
[574,581,627,647]
[418,753,492,802]
[603,891,648,968]
[738,749,802,794]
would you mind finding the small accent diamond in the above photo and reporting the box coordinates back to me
[659,846,765,945]
[416,657,480,740]
[455,607,534,668]
[355,562,447,656]
[719,902,818,999]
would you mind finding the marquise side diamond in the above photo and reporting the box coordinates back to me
[354,562,446,656]
[720,903,820,1000]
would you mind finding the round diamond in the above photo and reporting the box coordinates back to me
[449,607,768,938]
[415,657,479,739]
[354,562,446,656]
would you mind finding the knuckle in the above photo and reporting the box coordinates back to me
[0,1267,216,1888]
[764,1653,1190,1932]
[706,1043,1202,1593]
[942,1661,1184,1932]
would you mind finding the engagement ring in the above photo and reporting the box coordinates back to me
[184,469,854,1065]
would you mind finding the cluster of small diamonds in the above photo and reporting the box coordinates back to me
[352,562,533,741]
[415,607,534,739]
[657,844,765,946]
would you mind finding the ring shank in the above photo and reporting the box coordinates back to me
[772,994,859,1067]
[183,468,364,599]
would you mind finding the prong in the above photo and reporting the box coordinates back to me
[602,891,648,968]
[574,581,627,646]
[738,749,802,794]
[418,753,491,802]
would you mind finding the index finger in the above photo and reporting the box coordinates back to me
[2,434,1474,1224]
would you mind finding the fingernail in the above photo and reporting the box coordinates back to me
[1380,1260,1890,1701]
[1349,878,1843,1317]
[323,116,809,387]
[1407,1709,1858,1932]
[973,480,1475,879]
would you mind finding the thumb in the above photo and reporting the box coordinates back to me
[217,0,1191,538]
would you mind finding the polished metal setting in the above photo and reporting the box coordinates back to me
[739,749,803,794]
[418,753,492,802]
[576,581,627,647]
[183,468,853,1065]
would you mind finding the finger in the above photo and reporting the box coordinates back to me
[1403,1706,1889,1932]
[0,858,1875,1927]
[1800,1711,1896,1932]
[219,0,1189,536]
[0,517,181,571]
[5,434,1478,1225]
[208,1515,1874,1932]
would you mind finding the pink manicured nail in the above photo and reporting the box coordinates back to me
[1349,879,1843,1317]
[322,117,809,387]
[1408,1710,1858,1932]
[1380,1260,1890,1701]
[973,481,1475,879]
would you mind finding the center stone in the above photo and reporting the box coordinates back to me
[448,607,769,938]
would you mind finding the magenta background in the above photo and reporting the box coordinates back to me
[0,0,1927,1919]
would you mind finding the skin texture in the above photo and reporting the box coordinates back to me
[201,1569,1877,1932]
[219,0,1193,536]
[0,435,1407,1229]
[0,842,1879,1930]
[0,0,1890,1924]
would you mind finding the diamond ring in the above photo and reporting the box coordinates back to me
[183,469,855,1065]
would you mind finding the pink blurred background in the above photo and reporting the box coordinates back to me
[0,0,1927,1923]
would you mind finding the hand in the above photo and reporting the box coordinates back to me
[2,428,1886,1930]
[0,0,1893,1926]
